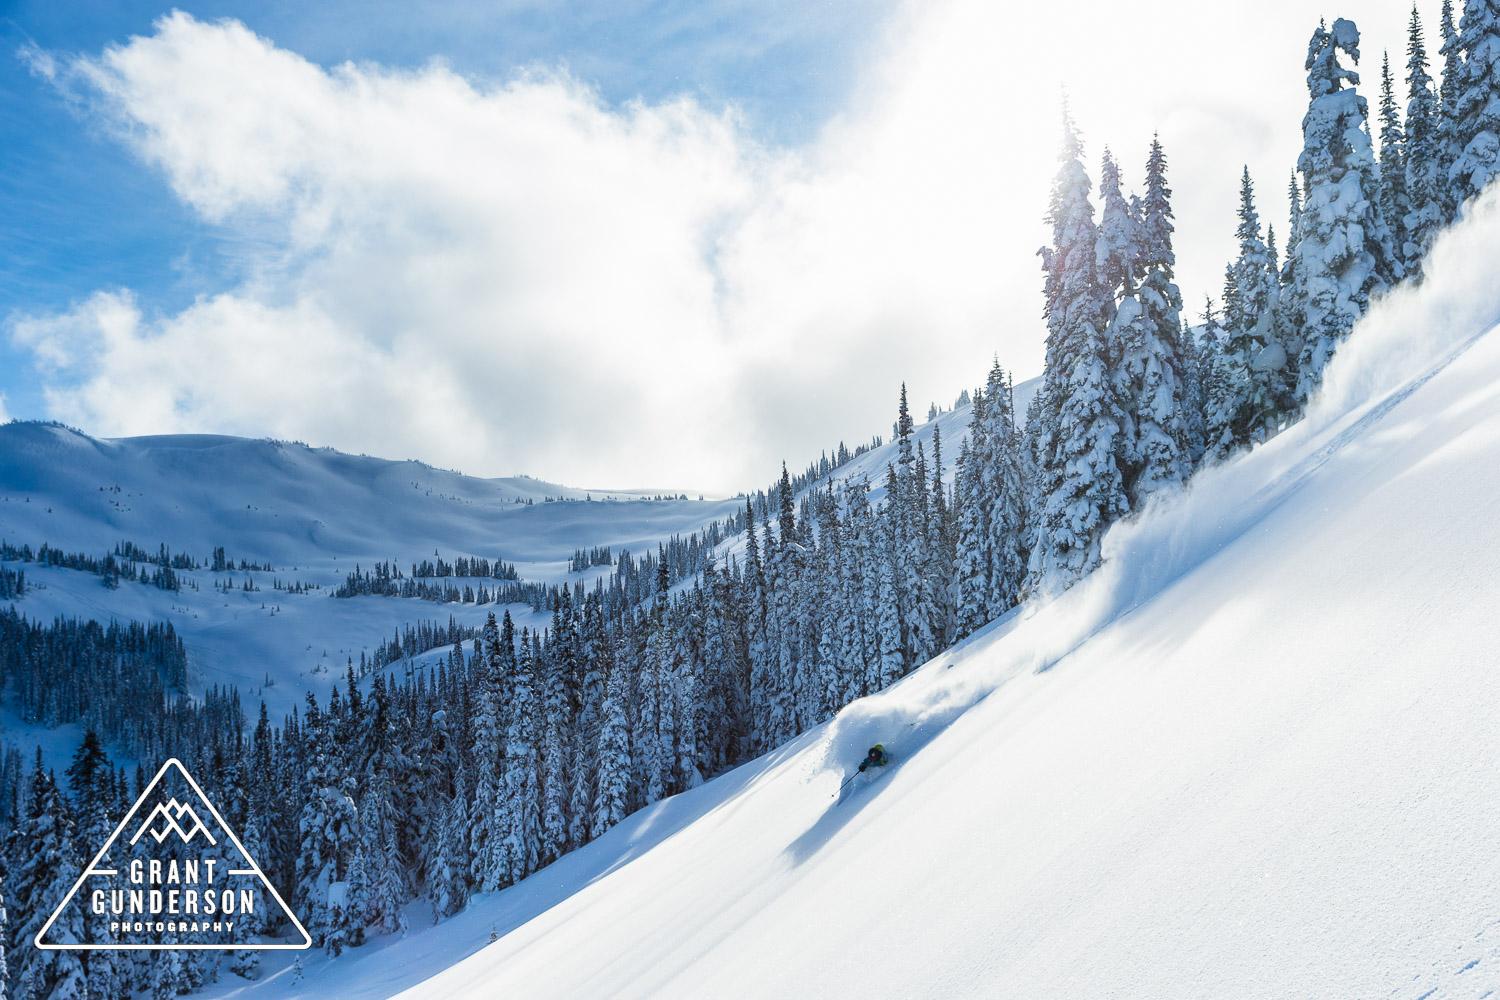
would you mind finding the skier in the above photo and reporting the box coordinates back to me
[857,744,889,773]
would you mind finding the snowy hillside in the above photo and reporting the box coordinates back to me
[814,378,1038,504]
[0,427,733,566]
[0,428,740,720]
[221,191,1500,999]
[704,376,1039,574]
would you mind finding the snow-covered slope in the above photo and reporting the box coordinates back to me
[701,377,1039,577]
[227,191,1500,999]
[0,429,740,721]
[808,376,1039,504]
[0,428,733,568]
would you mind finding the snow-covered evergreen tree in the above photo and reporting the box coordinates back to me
[1377,50,1414,271]
[1438,0,1465,222]
[1028,108,1128,593]
[360,675,408,935]
[765,467,804,747]
[955,359,1029,638]
[65,731,126,999]
[428,778,471,920]
[568,596,607,847]
[1208,167,1289,454]
[955,390,993,638]
[876,465,907,688]
[467,613,507,891]
[538,605,573,865]
[639,571,676,802]
[1403,5,1445,265]
[1095,148,1140,303]
[1449,0,1500,206]
[295,693,360,953]
[420,667,468,920]
[1275,172,1308,367]
[8,753,84,997]
[591,650,633,838]
[741,500,771,754]
[1294,18,1401,400]
[150,949,188,1000]
[499,630,542,884]
[839,476,880,699]
[1117,137,1193,498]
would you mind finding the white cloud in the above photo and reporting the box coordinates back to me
[0,392,9,424]
[12,3,1414,492]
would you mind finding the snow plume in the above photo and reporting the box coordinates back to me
[821,182,1500,773]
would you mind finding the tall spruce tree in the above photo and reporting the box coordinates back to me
[1276,171,1308,367]
[876,464,907,687]
[955,389,993,637]
[591,646,633,838]
[1294,18,1401,400]
[1404,5,1445,263]
[1378,50,1414,270]
[538,606,573,865]
[8,754,84,996]
[1208,167,1289,455]
[1117,137,1193,498]
[983,367,1029,609]
[1449,0,1500,206]
[67,731,125,998]
[499,630,541,885]
[1027,108,1128,593]
[1438,0,1465,222]
[467,613,507,891]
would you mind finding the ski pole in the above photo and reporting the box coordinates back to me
[833,771,859,798]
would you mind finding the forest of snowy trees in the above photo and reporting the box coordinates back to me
[0,5,1498,997]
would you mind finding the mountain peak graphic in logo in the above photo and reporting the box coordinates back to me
[35,757,310,951]
[130,798,217,847]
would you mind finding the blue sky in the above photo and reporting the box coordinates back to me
[0,0,885,421]
[0,0,1417,491]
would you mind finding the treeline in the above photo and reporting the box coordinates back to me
[360,616,483,674]
[2,541,186,593]
[332,563,511,604]
[114,541,199,570]
[410,554,519,580]
[756,434,884,507]
[333,510,744,616]
[210,546,273,573]
[0,541,284,596]
[0,610,212,762]
[568,546,613,572]
[0,566,23,599]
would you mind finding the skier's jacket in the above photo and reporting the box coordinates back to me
[858,744,889,772]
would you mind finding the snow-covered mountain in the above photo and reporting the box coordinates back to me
[205,191,1500,999]
[0,426,742,724]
